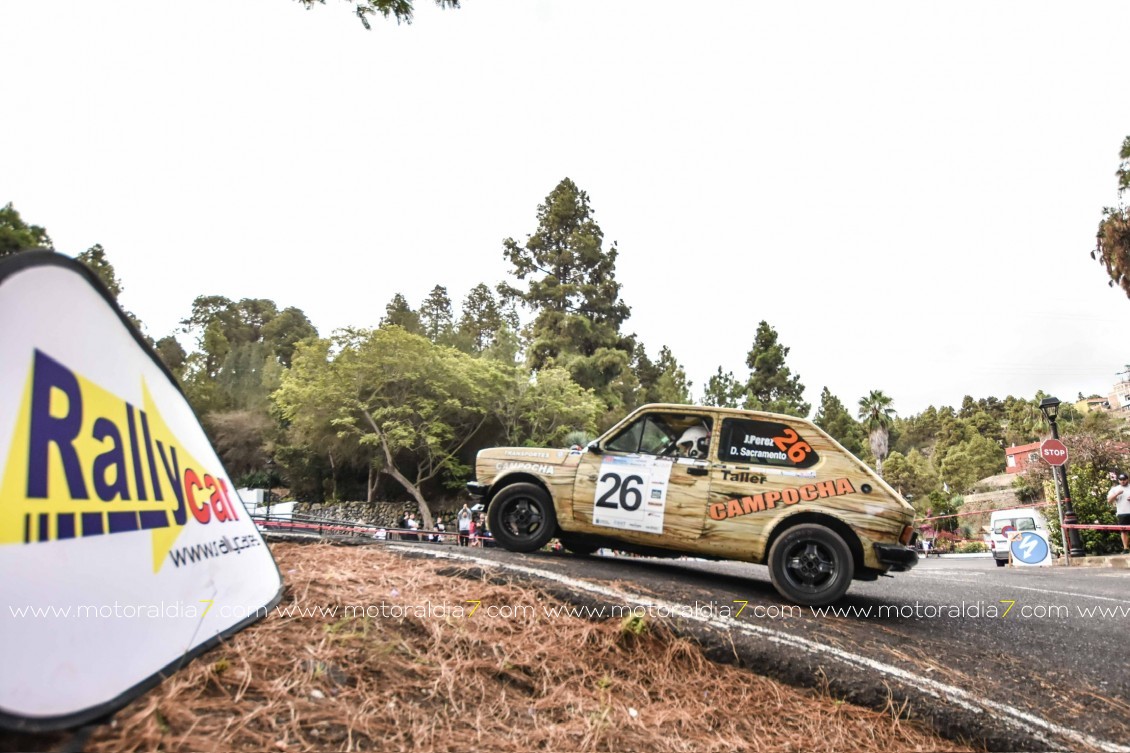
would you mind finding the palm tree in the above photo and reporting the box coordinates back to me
[858,390,897,476]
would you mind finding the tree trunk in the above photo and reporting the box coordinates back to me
[366,464,378,505]
[362,413,435,530]
[382,463,434,530]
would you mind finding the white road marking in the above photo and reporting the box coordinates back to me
[397,545,1130,753]
[913,575,1130,605]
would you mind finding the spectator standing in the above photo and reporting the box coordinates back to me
[406,512,420,542]
[457,504,472,547]
[920,510,935,557]
[434,517,446,543]
[1107,472,1130,554]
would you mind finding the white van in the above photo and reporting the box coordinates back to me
[986,507,1050,567]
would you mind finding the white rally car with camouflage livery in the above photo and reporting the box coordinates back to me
[467,403,918,606]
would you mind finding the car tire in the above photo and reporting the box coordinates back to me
[768,523,854,607]
[995,558,1008,567]
[558,533,598,556]
[488,483,558,553]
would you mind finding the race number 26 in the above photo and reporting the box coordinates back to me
[772,428,812,463]
[595,472,644,511]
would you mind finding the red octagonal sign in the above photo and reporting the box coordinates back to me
[1040,438,1069,466]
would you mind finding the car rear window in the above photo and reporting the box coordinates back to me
[993,517,1035,534]
[717,418,819,468]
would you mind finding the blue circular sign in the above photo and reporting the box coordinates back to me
[1011,530,1050,564]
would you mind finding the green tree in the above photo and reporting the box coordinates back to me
[178,296,291,415]
[453,282,521,362]
[631,344,661,403]
[503,178,634,408]
[891,406,940,456]
[380,292,423,334]
[936,434,1004,493]
[181,296,281,350]
[276,327,507,527]
[0,202,52,257]
[653,346,691,404]
[494,366,603,448]
[261,306,318,368]
[881,449,940,501]
[703,367,742,408]
[155,335,187,380]
[813,387,865,458]
[72,243,146,332]
[633,344,691,405]
[858,390,896,476]
[203,410,276,486]
[299,0,458,29]
[741,321,810,416]
[75,244,122,299]
[271,337,372,503]
[1092,136,1130,299]
[419,285,454,344]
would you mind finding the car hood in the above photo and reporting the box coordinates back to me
[475,447,582,482]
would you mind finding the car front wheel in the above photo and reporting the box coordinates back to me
[768,523,854,606]
[488,483,558,553]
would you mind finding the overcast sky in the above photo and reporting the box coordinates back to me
[3,1,1128,417]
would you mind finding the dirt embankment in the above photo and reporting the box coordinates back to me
[9,542,971,752]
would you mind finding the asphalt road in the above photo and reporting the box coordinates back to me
[384,541,1130,753]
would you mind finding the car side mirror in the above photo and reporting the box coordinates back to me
[587,440,603,455]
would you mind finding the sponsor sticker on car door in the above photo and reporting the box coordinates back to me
[592,455,672,534]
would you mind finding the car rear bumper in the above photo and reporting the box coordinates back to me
[874,543,919,571]
[466,482,489,499]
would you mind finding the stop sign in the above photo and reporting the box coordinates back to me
[1040,438,1069,466]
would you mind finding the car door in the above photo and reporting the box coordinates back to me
[706,414,823,560]
[572,410,713,545]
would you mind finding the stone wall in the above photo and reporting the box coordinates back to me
[294,500,464,529]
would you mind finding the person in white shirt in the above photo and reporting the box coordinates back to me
[1106,472,1130,554]
[457,504,472,547]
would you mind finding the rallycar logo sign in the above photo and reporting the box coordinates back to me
[1,349,240,571]
[0,253,282,732]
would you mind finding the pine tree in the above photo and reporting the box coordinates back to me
[741,321,810,416]
[503,178,634,406]
[419,285,454,343]
[813,387,865,457]
[380,292,423,334]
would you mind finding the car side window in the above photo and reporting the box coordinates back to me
[603,414,713,457]
[717,417,819,468]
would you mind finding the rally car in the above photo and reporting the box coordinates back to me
[467,404,918,606]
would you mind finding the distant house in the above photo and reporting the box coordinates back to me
[1075,396,1111,413]
[1005,441,1041,474]
[1109,374,1130,414]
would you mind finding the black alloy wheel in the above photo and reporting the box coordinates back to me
[487,483,558,553]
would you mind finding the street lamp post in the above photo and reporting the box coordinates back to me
[1038,397,1085,558]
